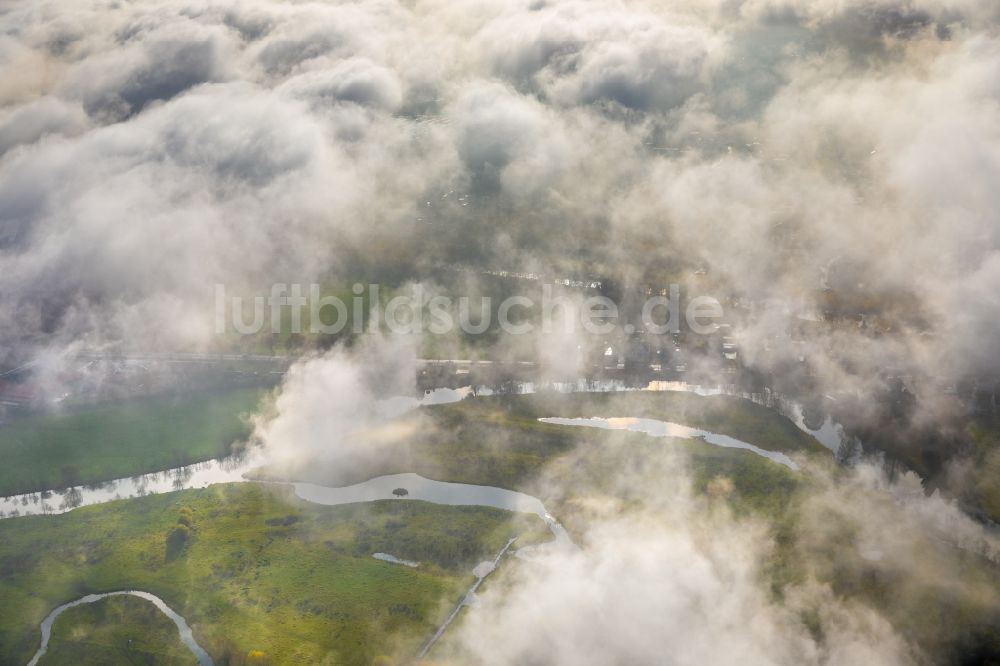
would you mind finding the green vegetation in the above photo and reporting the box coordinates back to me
[0,483,543,666]
[0,387,267,496]
[38,594,197,665]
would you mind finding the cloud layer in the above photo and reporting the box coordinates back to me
[1,0,998,413]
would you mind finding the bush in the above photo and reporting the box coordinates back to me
[247,649,271,664]
[165,524,191,561]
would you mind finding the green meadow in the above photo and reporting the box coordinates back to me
[0,482,544,665]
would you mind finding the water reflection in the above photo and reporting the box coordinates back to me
[0,452,261,519]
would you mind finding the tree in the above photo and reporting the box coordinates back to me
[165,507,196,561]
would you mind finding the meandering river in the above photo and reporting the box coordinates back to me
[290,472,573,546]
[26,590,213,666]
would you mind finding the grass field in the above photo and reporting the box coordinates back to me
[38,594,197,665]
[0,388,268,496]
[0,482,544,666]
